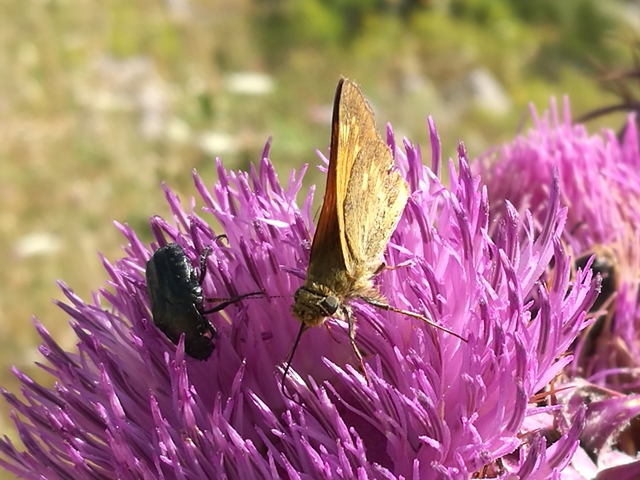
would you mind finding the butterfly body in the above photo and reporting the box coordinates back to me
[291,78,409,329]
[284,77,465,391]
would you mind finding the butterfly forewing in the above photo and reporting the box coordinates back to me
[304,81,347,282]
[306,79,380,280]
[333,80,381,265]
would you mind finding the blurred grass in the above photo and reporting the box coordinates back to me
[0,0,633,473]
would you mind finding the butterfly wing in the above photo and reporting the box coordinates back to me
[306,78,379,282]
[343,139,409,279]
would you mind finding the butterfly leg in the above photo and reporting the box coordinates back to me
[343,306,370,383]
[322,321,343,344]
[373,259,415,275]
[361,296,467,342]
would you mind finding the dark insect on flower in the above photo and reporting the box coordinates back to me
[0,111,608,479]
[146,241,262,360]
[574,246,618,362]
[575,248,617,313]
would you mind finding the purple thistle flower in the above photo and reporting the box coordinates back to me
[473,98,640,254]
[0,120,595,478]
[473,99,640,474]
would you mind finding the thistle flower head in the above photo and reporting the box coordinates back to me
[474,99,640,250]
[0,121,595,478]
[473,99,640,473]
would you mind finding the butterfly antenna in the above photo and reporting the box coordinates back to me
[202,291,265,314]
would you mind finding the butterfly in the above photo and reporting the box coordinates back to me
[285,77,465,386]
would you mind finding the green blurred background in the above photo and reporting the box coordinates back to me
[0,0,635,466]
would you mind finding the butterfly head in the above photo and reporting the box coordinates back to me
[291,284,341,327]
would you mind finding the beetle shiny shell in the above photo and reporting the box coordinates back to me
[145,243,217,360]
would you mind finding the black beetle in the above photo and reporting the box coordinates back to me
[145,242,261,360]
[573,247,618,361]
[575,249,617,312]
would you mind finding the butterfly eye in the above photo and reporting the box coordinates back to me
[320,296,340,316]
